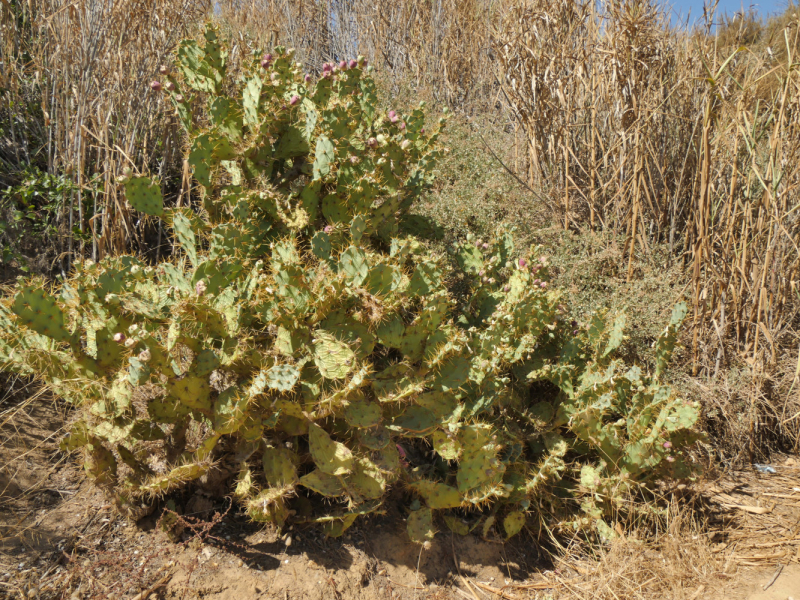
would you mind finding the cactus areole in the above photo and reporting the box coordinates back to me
[0,24,701,544]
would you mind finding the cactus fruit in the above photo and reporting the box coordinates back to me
[0,26,699,546]
[150,81,162,91]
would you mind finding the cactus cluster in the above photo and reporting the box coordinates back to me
[0,25,700,543]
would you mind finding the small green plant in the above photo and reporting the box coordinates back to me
[0,166,78,272]
[0,25,700,543]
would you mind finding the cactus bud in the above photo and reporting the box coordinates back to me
[349,59,358,69]
[322,70,332,79]
[289,94,300,106]
[263,53,273,62]
[482,243,489,250]
[322,62,332,71]
[150,81,162,91]
[270,72,279,81]
[159,65,169,75]
[339,60,347,69]
[400,139,411,150]
[113,332,126,344]
[165,81,175,91]
[304,74,311,82]
[174,94,184,103]
[479,270,485,276]
[261,59,271,69]
[124,338,136,348]
[388,110,396,119]
[503,285,510,292]
[138,348,151,363]
[366,137,378,149]
[195,280,207,296]
[518,258,527,268]
[540,281,547,289]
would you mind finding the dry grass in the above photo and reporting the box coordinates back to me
[0,0,211,267]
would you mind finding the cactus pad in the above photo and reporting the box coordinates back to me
[299,469,345,497]
[503,511,526,539]
[167,374,211,412]
[267,363,300,392]
[406,507,434,545]
[313,331,354,380]
[124,176,164,216]
[309,423,354,476]
[262,445,298,487]
[410,480,461,509]
[344,400,383,428]
[432,430,461,460]
[11,286,71,342]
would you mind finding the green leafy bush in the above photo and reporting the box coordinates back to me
[0,25,701,542]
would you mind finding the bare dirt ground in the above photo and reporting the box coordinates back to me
[2,394,799,600]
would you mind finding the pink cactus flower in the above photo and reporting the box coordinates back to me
[518,258,527,268]
[324,225,333,233]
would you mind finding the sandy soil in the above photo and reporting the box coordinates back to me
[2,394,799,600]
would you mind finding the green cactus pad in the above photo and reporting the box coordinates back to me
[313,136,335,180]
[148,395,191,423]
[247,490,289,525]
[357,426,391,450]
[457,448,505,493]
[124,176,164,216]
[167,374,211,412]
[389,406,437,436]
[313,331,355,380]
[11,286,71,342]
[243,75,262,127]
[345,456,385,500]
[193,349,221,377]
[443,514,470,536]
[344,400,383,428]
[406,507,434,545]
[299,469,345,497]
[309,423,354,476]
[267,363,300,392]
[410,480,461,509]
[213,388,248,434]
[408,262,441,297]
[320,513,358,538]
[503,511,526,539]
[170,209,199,267]
[338,246,369,286]
[432,430,461,460]
[262,445,298,487]
[188,134,215,189]
[376,314,405,348]
[311,231,332,260]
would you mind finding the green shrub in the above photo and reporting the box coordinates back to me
[0,25,701,542]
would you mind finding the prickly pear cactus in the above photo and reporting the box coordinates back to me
[0,25,701,543]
